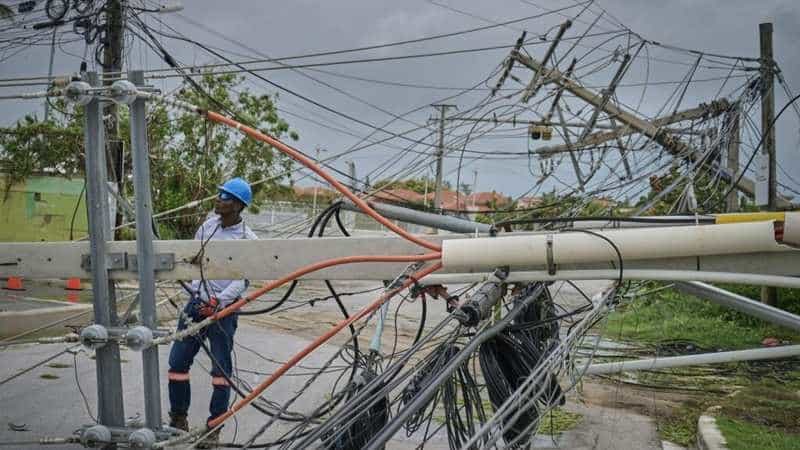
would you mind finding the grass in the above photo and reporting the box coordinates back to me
[46,362,71,369]
[538,408,582,435]
[601,283,800,446]
[717,417,800,450]
[605,283,800,349]
[657,398,709,447]
[39,373,60,380]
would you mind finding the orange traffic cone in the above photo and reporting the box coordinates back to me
[66,278,82,291]
[5,277,24,291]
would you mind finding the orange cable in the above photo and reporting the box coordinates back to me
[214,252,441,320]
[205,111,442,252]
[207,261,443,428]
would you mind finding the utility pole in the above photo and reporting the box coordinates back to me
[760,22,778,306]
[83,72,126,436]
[471,169,478,207]
[103,0,126,238]
[347,160,357,192]
[130,70,162,430]
[312,146,326,217]
[726,112,740,212]
[430,104,456,213]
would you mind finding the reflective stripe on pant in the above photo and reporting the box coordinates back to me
[168,299,238,422]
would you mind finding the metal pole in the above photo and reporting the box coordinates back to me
[339,199,492,234]
[760,22,778,306]
[83,72,126,430]
[130,70,162,429]
[586,344,800,375]
[674,281,800,332]
[431,104,455,214]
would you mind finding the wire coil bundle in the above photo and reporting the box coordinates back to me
[478,283,563,448]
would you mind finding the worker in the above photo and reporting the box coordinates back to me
[167,177,257,447]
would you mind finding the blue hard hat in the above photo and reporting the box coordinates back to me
[218,177,252,206]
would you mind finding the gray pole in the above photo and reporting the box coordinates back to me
[339,199,492,234]
[130,71,162,429]
[431,104,455,213]
[83,72,126,430]
[347,160,356,192]
[760,22,778,307]
[674,281,800,332]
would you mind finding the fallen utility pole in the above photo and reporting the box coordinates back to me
[513,50,791,207]
[674,281,800,332]
[339,199,492,234]
[586,344,800,375]
[533,99,732,156]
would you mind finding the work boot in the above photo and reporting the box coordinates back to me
[168,412,189,432]
[196,426,221,449]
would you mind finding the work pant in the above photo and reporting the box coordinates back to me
[168,300,238,425]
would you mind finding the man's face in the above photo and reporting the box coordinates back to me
[214,191,242,217]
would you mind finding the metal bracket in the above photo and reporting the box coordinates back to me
[546,234,557,275]
[127,253,175,272]
[81,253,126,271]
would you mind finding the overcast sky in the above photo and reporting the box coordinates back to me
[1,0,798,203]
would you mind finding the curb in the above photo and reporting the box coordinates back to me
[697,408,727,450]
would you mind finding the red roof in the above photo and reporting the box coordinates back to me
[424,190,468,210]
[293,185,337,199]
[466,191,511,207]
[372,188,424,204]
[516,196,542,209]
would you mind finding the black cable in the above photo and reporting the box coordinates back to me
[237,201,343,316]
[563,228,624,288]
[68,178,86,240]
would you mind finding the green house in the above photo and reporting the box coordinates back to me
[0,174,89,241]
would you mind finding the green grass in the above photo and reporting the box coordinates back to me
[605,283,800,349]
[538,408,582,435]
[602,284,800,446]
[717,417,800,450]
[656,398,710,446]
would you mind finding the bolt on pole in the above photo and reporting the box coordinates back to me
[129,70,163,429]
[83,71,126,432]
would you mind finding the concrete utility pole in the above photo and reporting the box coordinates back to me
[103,0,126,238]
[347,160,357,192]
[431,104,456,212]
[129,70,162,430]
[83,72,126,435]
[760,22,778,306]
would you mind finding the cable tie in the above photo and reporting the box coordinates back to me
[546,234,556,275]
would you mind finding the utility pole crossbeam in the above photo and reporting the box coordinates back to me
[130,71,162,430]
[83,72,126,433]
[521,20,571,103]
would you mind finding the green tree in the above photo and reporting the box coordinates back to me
[0,72,299,238]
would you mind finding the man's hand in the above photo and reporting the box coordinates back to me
[198,297,219,318]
